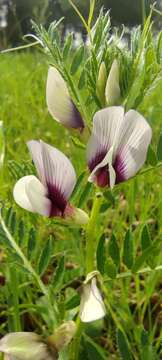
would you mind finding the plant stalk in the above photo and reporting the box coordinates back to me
[86,192,103,273]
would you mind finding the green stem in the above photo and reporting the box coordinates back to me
[69,318,84,360]
[70,192,103,359]
[141,0,146,27]
[0,212,51,299]
[104,264,162,283]
[86,192,103,273]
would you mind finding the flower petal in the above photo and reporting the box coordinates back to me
[115,109,152,180]
[25,176,51,217]
[87,106,124,172]
[13,175,38,213]
[40,140,77,203]
[27,140,46,185]
[88,146,116,188]
[79,278,106,323]
[46,67,84,129]
[13,175,51,216]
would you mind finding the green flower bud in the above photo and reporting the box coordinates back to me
[96,62,107,105]
[72,208,89,225]
[47,321,76,351]
[105,59,121,106]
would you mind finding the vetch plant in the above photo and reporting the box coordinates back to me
[1,0,162,359]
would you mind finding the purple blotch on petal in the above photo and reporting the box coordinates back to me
[47,183,67,217]
[113,154,126,184]
[71,101,85,130]
[88,150,107,172]
[89,151,126,188]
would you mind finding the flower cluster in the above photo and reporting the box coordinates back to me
[5,58,152,358]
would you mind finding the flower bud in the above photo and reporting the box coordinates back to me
[46,67,84,130]
[0,332,57,360]
[105,59,121,106]
[79,273,106,323]
[96,62,107,105]
[47,321,76,351]
[72,207,89,225]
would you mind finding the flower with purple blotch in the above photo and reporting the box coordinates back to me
[46,67,84,130]
[13,140,89,225]
[87,106,152,188]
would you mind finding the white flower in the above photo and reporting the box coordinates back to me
[46,67,84,130]
[0,332,57,360]
[79,276,106,323]
[87,106,152,188]
[13,140,89,225]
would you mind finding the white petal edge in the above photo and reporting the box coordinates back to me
[13,175,51,217]
[25,176,51,217]
[79,278,106,323]
[40,140,77,201]
[87,106,125,167]
[116,109,152,180]
[13,175,39,213]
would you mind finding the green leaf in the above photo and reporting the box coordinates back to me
[78,182,93,208]
[108,234,120,267]
[18,220,25,245]
[105,257,117,279]
[141,225,151,251]
[78,69,86,90]
[117,329,132,360]
[70,45,85,75]
[52,255,65,291]
[38,238,52,275]
[132,244,157,273]
[157,132,162,161]
[140,330,156,360]
[146,145,157,166]
[71,171,86,200]
[27,228,36,259]
[126,63,145,110]
[123,230,134,269]
[103,190,116,206]
[96,234,106,274]
[63,32,73,60]
[65,294,80,310]
[83,334,107,360]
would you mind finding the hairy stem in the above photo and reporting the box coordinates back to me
[86,192,103,273]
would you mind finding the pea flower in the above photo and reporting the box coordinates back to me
[105,59,120,106]
[0,322,76,360]
[46,66,84,130]
[79,272,106,323]
[0,332,57,360]
[13,140,89,225]
[87,106,152,188]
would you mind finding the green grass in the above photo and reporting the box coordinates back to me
[1,51,162,359]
